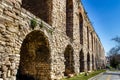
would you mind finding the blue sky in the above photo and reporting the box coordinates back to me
[81,0,120,55]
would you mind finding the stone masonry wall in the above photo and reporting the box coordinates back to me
[0,0,70,79]
[0,0,106,80]
[0,0,52,80]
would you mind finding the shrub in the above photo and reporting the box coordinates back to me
[30,19,37,29]
[39,21,44,28]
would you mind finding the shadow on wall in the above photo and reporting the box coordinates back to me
[16,69,38,80]
[64,45,75,76]
[22,0,52,25]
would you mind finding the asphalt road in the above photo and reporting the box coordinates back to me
[97,71,120,80]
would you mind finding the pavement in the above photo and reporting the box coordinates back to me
[90,70,120,80]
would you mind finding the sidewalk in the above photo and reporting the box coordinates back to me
[88,72,105,80]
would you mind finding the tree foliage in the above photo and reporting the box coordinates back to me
[108,36,120,68]
[112,36,120,44]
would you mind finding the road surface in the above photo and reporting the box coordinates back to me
[97,71,120,80]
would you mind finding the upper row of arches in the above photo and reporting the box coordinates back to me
[22,0,52,25]
[22,0,83,43]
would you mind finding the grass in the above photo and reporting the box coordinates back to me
[61,70,106,80]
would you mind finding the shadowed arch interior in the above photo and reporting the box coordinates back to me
[79,49,84,72]
[79,13,83,45]
[22,0,52,25]
[66,0,73,40]
[87,52,90,71]
[17,30,51,80]
[87,27,89,49]
[64,45,74,76]
[92,54,94,70]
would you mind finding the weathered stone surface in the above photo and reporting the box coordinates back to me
[0,71,2,78]
[10,63,15,70]
[2,65,8,72]
[0,0,106,80]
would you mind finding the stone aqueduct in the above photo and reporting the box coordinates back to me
[0,0,106,80]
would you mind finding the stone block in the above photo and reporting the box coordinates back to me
[7,70,11,77]
[4,0,13,6]
[2,72,7,79]
[10,76,16,80]
[4,10,18,20]
[14,2,21,9]
[13,8,20,15]
[0,24,5,30]
[0,71,2,78]
[1,65,8,72]
[10,63,15,70]
[5,61,11,67]
[0,78,3,80]
[11,70,17,76]
[0,46,5,53]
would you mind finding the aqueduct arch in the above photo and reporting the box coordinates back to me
[92,54,95,70]
[79,49,84,72]
[64,45,74,76]
[17,30,51,80]
[87,52,90,71]
[22,0,52,25]
[66,0,73,40]
[79,13,83,45]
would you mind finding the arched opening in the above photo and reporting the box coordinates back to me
[92,54,94,70]
[79,50,84,72]
[17,30,51,80]
[66,0,73,40]
[64,45,74,76]
[95,57,98,69]
[87,27,89,49]
[91,33,93,51]
[87,52,90,71]
[79,13,83,45]
[22,0,52,25]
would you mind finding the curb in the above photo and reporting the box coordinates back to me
[88,72,105,80]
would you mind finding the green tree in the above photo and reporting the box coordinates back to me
[108,36,120,68]
[110,56,119,68]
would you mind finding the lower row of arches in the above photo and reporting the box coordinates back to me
[17,30,95,80]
